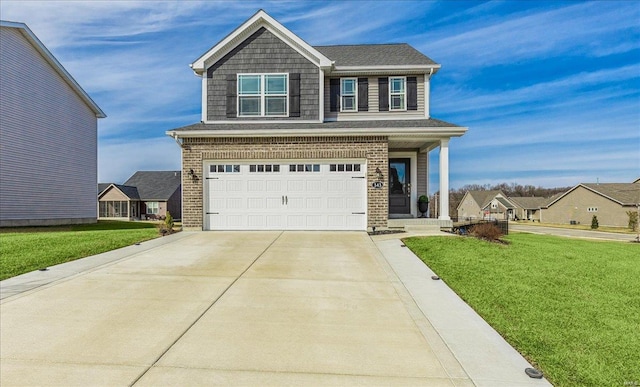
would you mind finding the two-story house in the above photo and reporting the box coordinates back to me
[167,10,467,231]
[1,21,105,227]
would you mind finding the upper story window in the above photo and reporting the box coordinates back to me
[340,78,357,112]
[389,77,406,111]
[238,74,288,117]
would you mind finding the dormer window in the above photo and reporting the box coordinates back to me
[238,74,288,117]
[340,78,357,112]
[389,77,406,111]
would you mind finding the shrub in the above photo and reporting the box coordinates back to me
[591,215,599,230]
[471,222,503,241]
[157,212,174,236]
[627,210,638,231]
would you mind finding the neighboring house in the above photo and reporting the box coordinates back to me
[166,10,467,231]
[98,171,181,221]
[457,190,518,220]
[540,181,640,227]
[0,21,106,227]
[508,197,549,221]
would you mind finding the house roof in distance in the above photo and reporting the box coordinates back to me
[123,171,181,201]
[509,196,549,210]
[98,183,140,200]
[0,20,106,118]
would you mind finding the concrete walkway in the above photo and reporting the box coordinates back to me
[1,231,551,386]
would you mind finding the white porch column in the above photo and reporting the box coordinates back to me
[439,139,450,220]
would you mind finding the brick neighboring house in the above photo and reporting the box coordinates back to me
[167,10,467,231]
[0,21,105,227]
[540,180,640,227]
[98,171,181,221]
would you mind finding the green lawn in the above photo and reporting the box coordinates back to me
[0,221,160,280]
[404,234,640,387]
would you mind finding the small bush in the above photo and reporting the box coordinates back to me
[627,211,638,231]
[471,222,503,241]
[157,212,174,236]
[591,215,599,230]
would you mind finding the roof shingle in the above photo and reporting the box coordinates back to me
[314,44,437,67]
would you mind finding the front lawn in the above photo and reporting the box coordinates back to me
[0,221,160,280]
[404,234,639,387]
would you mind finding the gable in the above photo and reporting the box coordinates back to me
[191,10,331,75]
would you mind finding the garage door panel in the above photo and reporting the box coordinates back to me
[205,161,366,231]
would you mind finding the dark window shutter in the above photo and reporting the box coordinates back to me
[357,77,368,112]
[226,74,237,118]
[378,77,389,111]
[289,73,301,117]
[407,76,418,111]
[329,78,340,112]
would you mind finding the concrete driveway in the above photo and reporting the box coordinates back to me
[1,231,550,386]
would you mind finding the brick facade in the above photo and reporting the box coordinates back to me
[181,136,388,230]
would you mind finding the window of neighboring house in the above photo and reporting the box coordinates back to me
[389,77,406,111]
[238,74,288,116]
[99,201,128,217]
[146,202,159,215]
[340,78,357,112]
[588,207,598,212]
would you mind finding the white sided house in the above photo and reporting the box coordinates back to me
[167,10,467,231]
[0,21,105,227]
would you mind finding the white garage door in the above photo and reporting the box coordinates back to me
[204,161,367,230]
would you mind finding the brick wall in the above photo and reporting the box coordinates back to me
[181,136,388,230]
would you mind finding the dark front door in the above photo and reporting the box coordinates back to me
[389,158,411,214]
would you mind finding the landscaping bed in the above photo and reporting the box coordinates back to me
[404,234,640,386]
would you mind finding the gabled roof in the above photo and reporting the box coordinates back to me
[315,44,440,73]
[1,20,106,118]
[545,183,640,207]
[97,184,140,200]
[509,196,549,210]
[191,9,332,75]
[465,190,506,209]
[492,196,516,210]
[123,171,181,201]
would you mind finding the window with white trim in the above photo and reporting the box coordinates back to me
[238,74,288,116]
[389,77,406,111]
[340,78,357,112]
[588,207,598,212]
[146,202,159,215]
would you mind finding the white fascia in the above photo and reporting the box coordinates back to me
[331,64,441,75]
[166,126,468,139]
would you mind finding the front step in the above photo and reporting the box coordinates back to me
[403,224,441,233]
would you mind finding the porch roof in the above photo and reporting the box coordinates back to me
[168,119,467,151]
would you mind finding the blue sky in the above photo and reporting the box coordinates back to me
[2,1,638,191]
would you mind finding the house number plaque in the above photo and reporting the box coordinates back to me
[372,181,384,189]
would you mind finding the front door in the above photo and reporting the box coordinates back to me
[389,158,411,214]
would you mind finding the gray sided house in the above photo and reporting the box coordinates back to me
[458,190,549,221]
[540,181,640,227]
[167,10,467,231]
[98,171,182,221]
[0,21,105,227]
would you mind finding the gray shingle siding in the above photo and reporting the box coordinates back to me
[0,26,98,226]
[206,27,319,121]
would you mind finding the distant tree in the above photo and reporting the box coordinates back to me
[438,182,572,218]
[627,210,638,231]
[591,215,599,230]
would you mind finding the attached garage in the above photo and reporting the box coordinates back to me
[204,160,367,230]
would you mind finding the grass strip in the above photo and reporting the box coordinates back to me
[403,234,640,386]
[0,221,159,280]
